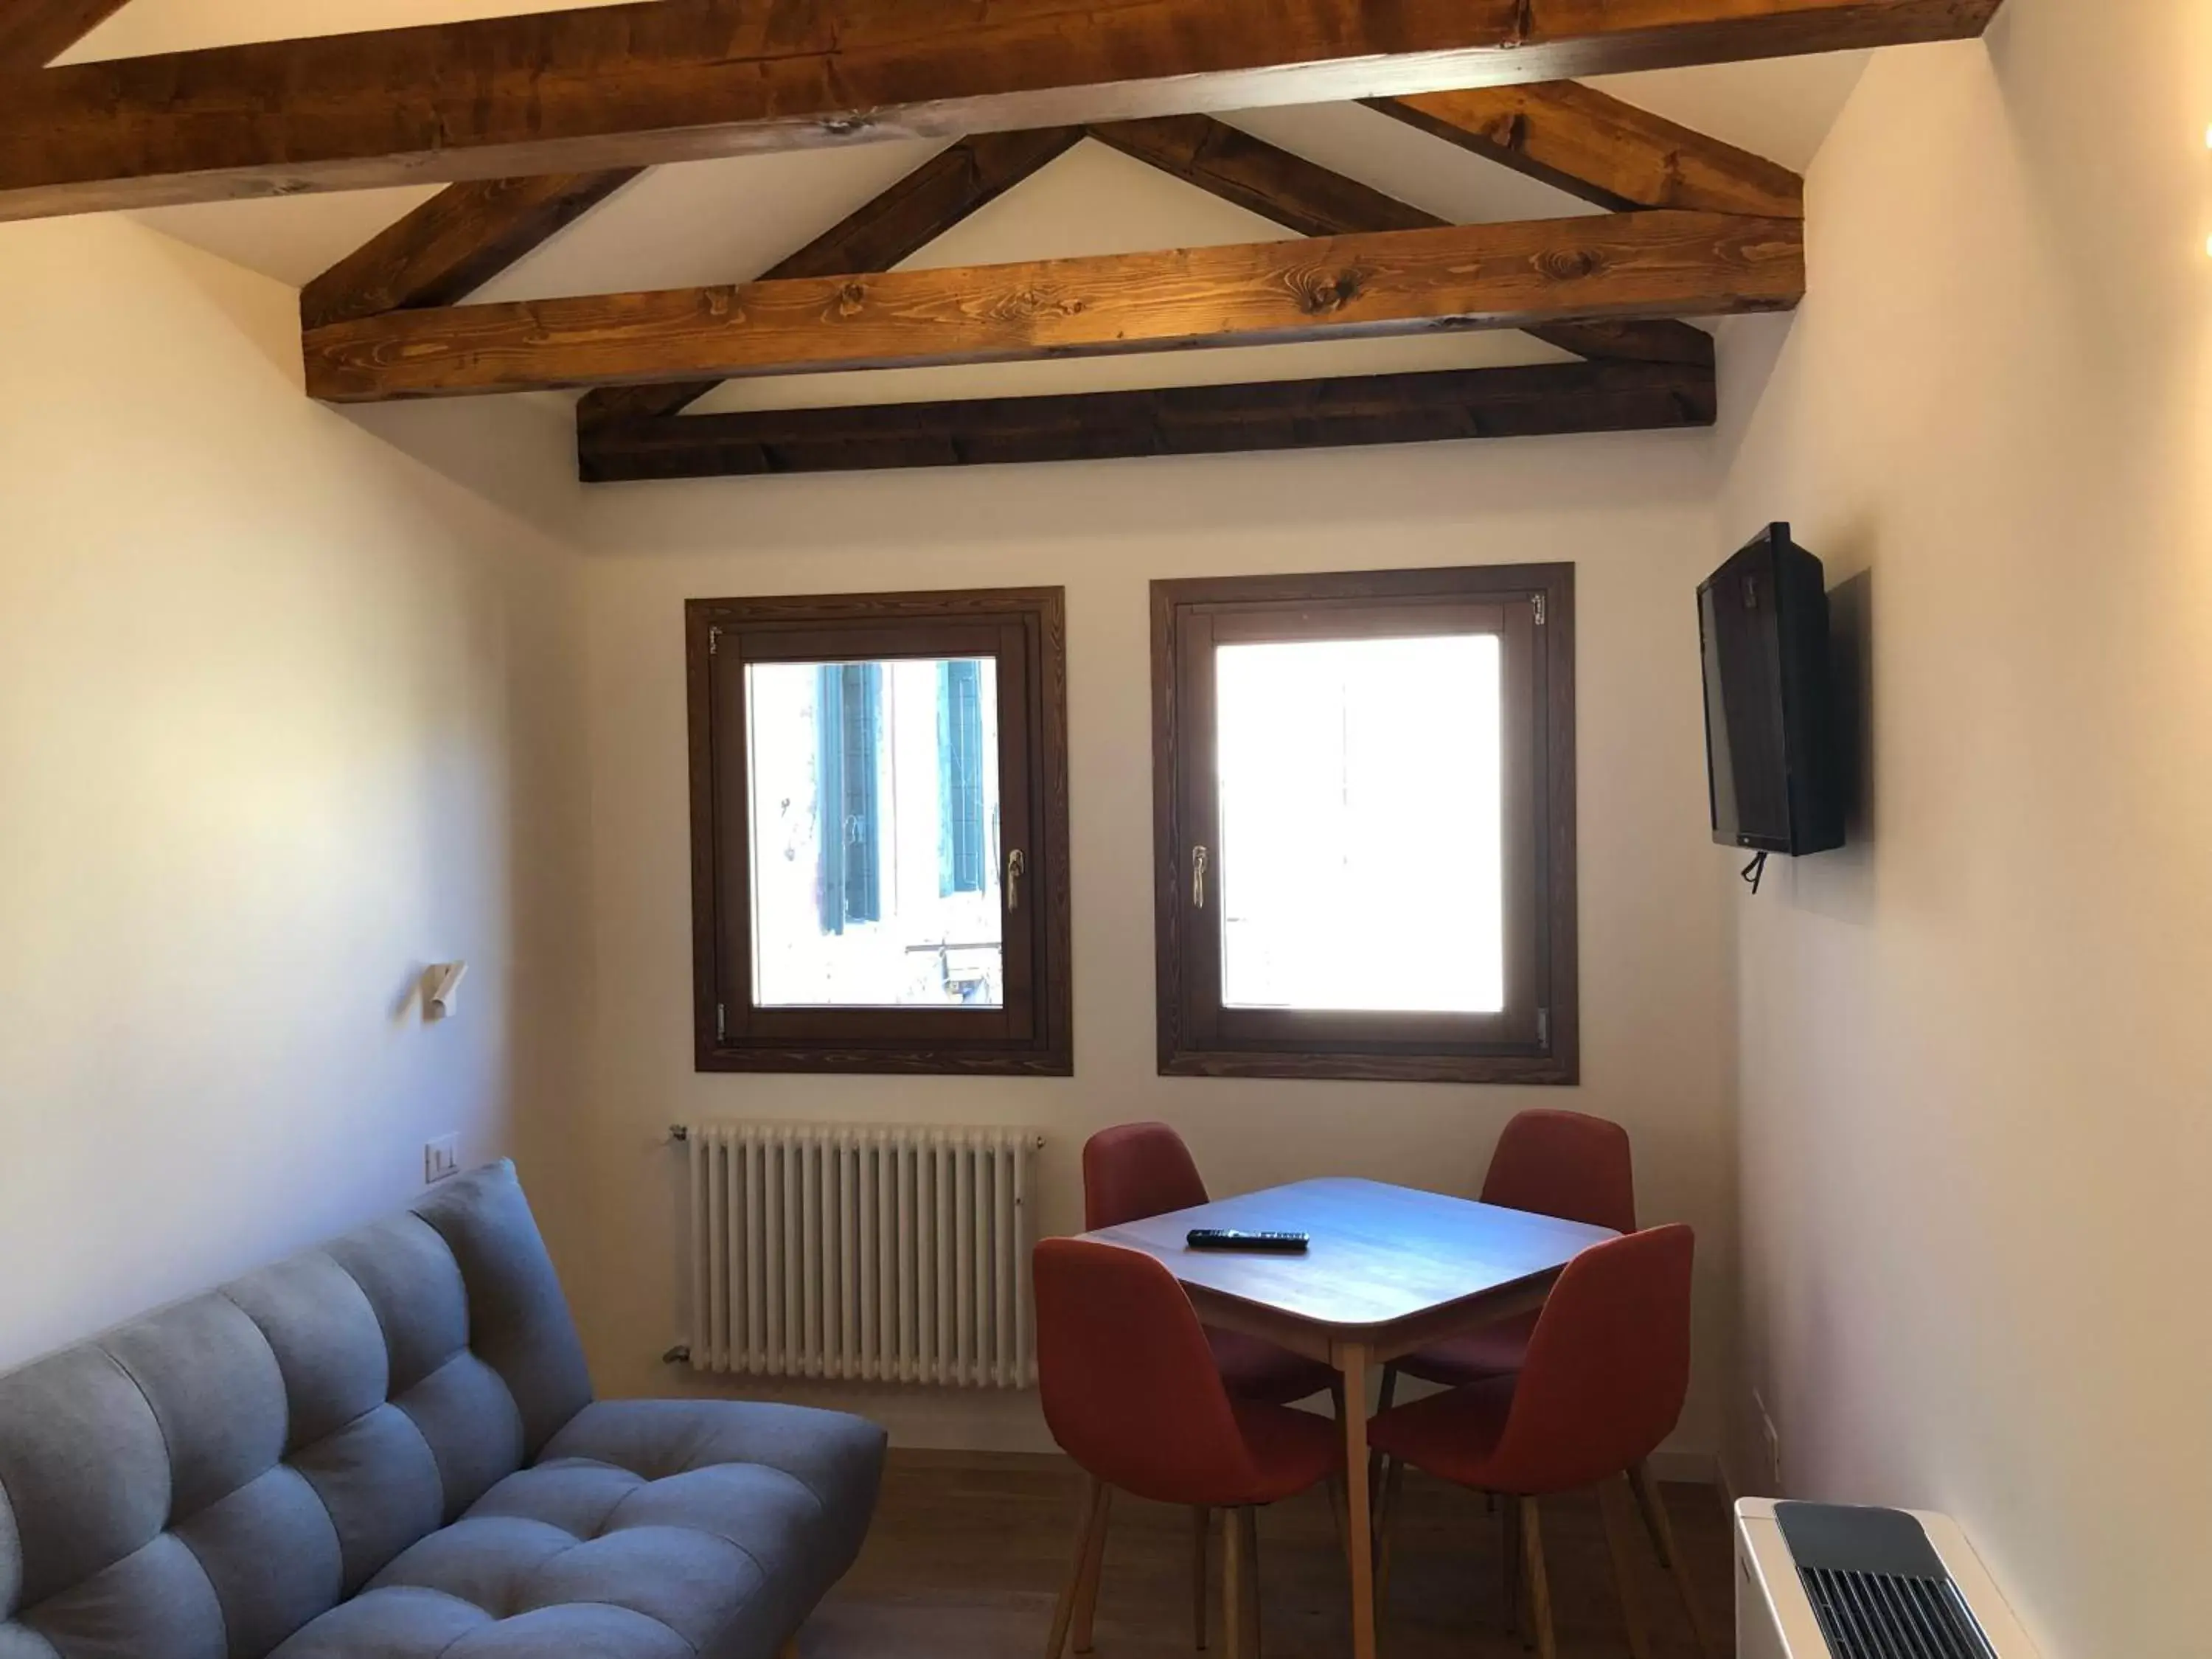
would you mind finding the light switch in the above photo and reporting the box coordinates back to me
[425,1135,461,1184]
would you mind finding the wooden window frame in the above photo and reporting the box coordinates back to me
[687,587,1072,1076]
[1151,564,1578,1085]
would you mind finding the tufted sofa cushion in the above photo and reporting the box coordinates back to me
[272,1400,885,1659]
[0,1164,885,1659]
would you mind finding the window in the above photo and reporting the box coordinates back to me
[689,588,1071,1074]
[1151,565,1576,1083]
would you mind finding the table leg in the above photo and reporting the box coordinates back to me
[1335,1340,1376,1659]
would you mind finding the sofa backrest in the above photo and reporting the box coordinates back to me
[0,1161,593,1659]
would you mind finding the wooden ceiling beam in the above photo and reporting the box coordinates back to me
[301,172,642,331]
[0,0,2006,221]
[579,128,1085,428]
[577,359,1717,482]
[1529,317,1715,366]
[304,211,1801,403]
[1368,83,1806,218]
[0,0,127,70]
[580,110,1712,430]
[1085,112,1714,369]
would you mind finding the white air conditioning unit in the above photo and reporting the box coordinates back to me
[1736,1498,2039,1658]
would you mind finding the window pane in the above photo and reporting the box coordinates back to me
[746,658,1002,1007]
[1215,634,1503,1013]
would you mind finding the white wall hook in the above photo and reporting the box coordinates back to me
[424,961,468,1020]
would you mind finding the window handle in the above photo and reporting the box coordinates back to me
[1192,844,1208,910]
[1005,848,1026,911]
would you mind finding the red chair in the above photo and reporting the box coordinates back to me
[1082,1124,1338,1407]
[1367,1225,1712,1659]
[1386,1110,1636,1399]
[1035,1238,1342,1658]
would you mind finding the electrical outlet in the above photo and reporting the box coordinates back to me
[424,1135,461,1185]
[1755,1388,1782,1487]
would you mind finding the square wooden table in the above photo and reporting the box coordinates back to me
[1081,1176,1618,1659]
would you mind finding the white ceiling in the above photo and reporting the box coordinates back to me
[60,0,1874,411]
[56,0,615,58]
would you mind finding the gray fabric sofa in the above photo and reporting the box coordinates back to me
[0,1161,884,1659]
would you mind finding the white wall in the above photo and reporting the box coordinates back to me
[1718,4,2212,1652]
[574,424,1740,1455]
[0,87,1739,1477]
[550,139,1740,1458]
[0,214,594,1369]
[19,21,2210,1635]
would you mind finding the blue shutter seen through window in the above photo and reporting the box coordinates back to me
[816,663,882,933]
[938,661,986,894]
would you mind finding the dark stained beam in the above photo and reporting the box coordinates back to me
[577,360,1717,482]
[1086,111,1714,369]
[0,0,127,69]
[579,128,1085,428]
[1369,83,1805,218]
[0,0,2008,221]
[1531,317,1715,366]
[301,171,642,331]
[302,211,1803,403]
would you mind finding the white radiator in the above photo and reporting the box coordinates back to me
[683,1122,1044,1388]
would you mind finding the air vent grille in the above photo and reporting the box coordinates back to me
[1799,1566,1997,1659]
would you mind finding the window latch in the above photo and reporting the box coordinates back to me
[1005,847,1026,911]
[1192,844,1208,910]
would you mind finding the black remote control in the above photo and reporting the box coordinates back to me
[1186,1228,1310,1253]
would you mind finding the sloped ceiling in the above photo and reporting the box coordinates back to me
[61,0,1870,412]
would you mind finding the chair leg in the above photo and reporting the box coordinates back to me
[1372,1455,1405,1616]
[1500,1492,1523,1636]
[1597,1476,1655,1659]
[1071,1482,1115,1655]
[1046,1477,1110,1659]
[1222,1506,1245,1659]
[1192,1506,1211,1650]
[1325,1472,1349,1568]
[1368,1365,1399,1498]
[1238,1506,1263,1659]
[1518,1497,1558,1659]
[1625,1459,1672,1565]
[1628,1461,1715,1659]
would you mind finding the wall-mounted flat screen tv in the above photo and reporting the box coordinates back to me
[1698,524,1846,858]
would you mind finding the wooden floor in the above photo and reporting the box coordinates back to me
[800,1450,1736,1659]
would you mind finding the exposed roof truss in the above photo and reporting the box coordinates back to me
[0,0,2002,220]
[7,0,2010,479]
